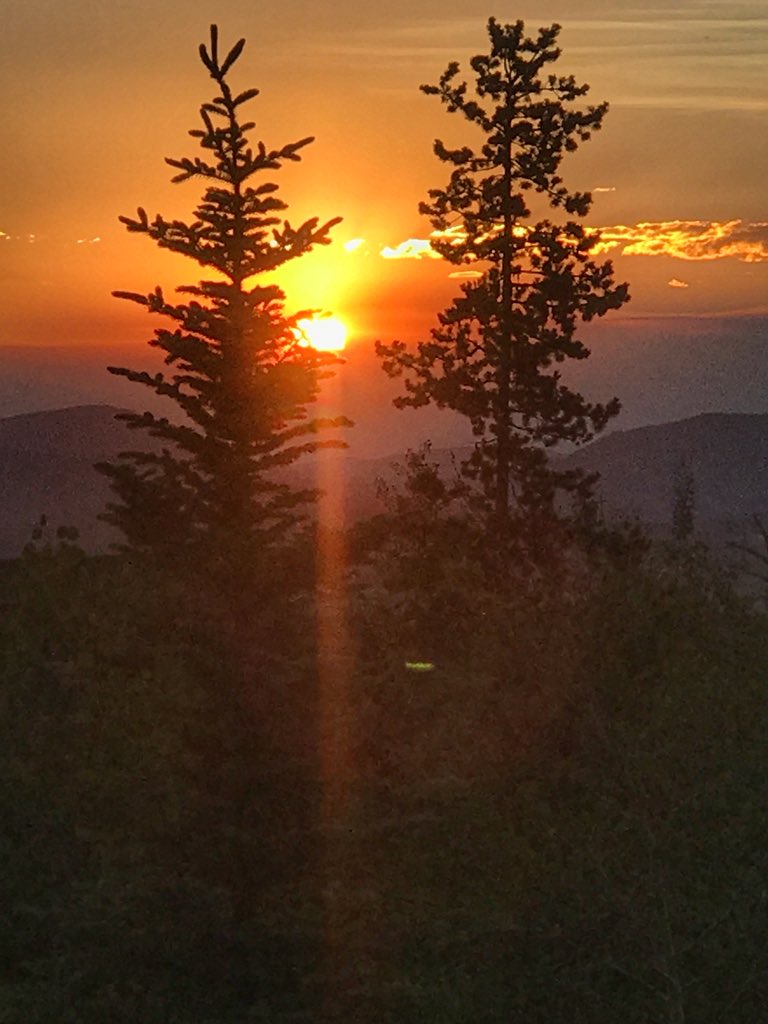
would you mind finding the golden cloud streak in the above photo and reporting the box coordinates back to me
[377,220,768,265]
[590,220,768,263]
[379,223,526,261]
[380,238,441,260]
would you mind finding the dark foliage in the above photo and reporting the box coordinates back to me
[0,543,324,1021]
[672,456,696,542]
[2,508,766,1022]
[376,19,629,530]
[96,26,349,564]
[343,536,768,1023]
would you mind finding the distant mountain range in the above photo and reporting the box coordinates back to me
[564,412,768,529]
[1,404,767,558]
[0,405,140,557]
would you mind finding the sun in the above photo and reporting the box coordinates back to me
[294,315,348,352]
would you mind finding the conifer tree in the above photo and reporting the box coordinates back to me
[377,19,629,531]
[672,457,696,543]
[97,26,347,562]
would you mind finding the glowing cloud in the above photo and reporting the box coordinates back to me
[379,223,500,262]
[343,238,365,253]
[380,238,440,260]
[668,278,690,288]
[370,221,768,270]
[592,220,768,263]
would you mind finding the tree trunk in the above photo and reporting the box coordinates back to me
[495,123,514,529]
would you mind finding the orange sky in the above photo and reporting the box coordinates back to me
[1,0,767,351]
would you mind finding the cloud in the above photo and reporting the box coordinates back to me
[380,238,441,260]
[375,220,768,269]
[668,278,690,288]
[592,220,768,262]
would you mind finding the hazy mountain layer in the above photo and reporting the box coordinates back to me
[0,406,140,556]
[2,405,767,557]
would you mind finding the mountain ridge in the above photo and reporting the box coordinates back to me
[1,404,767,557]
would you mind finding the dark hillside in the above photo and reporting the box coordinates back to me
[3,406,768,555]
[562,412,768,528]
[0,405,150,556]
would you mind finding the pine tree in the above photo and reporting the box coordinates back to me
[671,457,696,543]
[376,18,629,533]
[97,25,348,564]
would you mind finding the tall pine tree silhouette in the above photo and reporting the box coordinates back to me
[98,26,348,562]
[377,19,629,533]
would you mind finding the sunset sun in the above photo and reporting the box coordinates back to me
[294,315,348,352]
